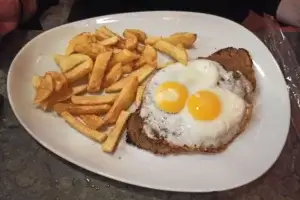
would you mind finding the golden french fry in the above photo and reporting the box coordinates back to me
[136,85,146,107]
[136,43,145,53]
[73,42,107,60]
[87,51,112,93]
[99,36,119,46]
[61,111,107,143]
[95,29,110,40]
[126,29,147,43]
[123,30,138,50]
[163,32,197,48]
[71,84,88,95]
[122,62,134,73]
[145,36,162,45]
[104,77,138,124]
[103,63,123,88]
[102,111,130,153]
[65,33,97,55]
[97,26,120,38]
[54,103,111,115]
[39,85,73,110]
[105,64,155,93]
[136,45,157,68]
[157,60,175,69]
[80,115,105,130]
[176,43,185,50]
[154,40,188,65]
[54,54,90,73]
[34,74,54,104]
[46,71,67,92]
[64,57,93,83]
[109,49,139,67]
[32,75,42,88]
[113,48,122,54]
[71,94,119,105]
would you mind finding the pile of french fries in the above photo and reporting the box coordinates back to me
[32,26,197,153]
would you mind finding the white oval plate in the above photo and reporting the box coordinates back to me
[7,11,290,192]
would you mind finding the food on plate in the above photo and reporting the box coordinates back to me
[80,114,105,130]
[64,56,93,83]
[54,54,90,73]
[71,94,119,105]
[105,64,155,93]
[123,30,138,50]
[135,45,157,68]
[102,63,123,88]
[54,103,111,115]
[109,49,140,66]
[34,74,54,104]
[126,48,255,155]
[154,40,188,65]
[88,51,113,93]
[163,32,197,48]
[61,111,107,143]
[135,85,146,107]
[32,75,42,88]
[125,29,147,43]
[35,26,260,155]
[102,111,131,153]
[104,76,139,124]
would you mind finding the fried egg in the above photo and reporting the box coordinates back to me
[139,59,253,149]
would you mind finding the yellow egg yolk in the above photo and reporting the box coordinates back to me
[187,90,221,120]
[155,82,188,113]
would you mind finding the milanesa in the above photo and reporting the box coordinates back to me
[126,48,255,155]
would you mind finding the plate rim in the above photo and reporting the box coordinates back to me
[7,11,291,192]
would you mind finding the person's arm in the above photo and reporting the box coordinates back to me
[0,0,59,36]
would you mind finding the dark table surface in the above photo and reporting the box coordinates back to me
[1,3,300,199]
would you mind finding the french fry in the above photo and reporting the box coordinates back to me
[154,40,188,65]
[87,51,112,93]
[97,26,120,38]
[123,30,138,50]
[46,71,67,92]
[54,103,111,115]
[126,29,147,43]
[64,57,93,83]
[71,94,119,105]
[61,111,107,143]
[176,43,185,50]
[136,85,146,107]
[80,115,105,130]
[122,62,134,73]
[102,63,123,88]
[145,36,161,45]
[32,75,42,88]
[113,48,122,54]
[163,32,197,48]
[34,74,54,104]
[99,36,119,46]
[105,64,155,93]
[73,42,107,60]
[109,49,139,67]
[104,76,138,124]
[157,60,175,69]
[136,45,157,68]
[54,54,90,73]
[102,111,130,153]
[71,84,88,95]
[95,30,110,41]
[136,43,145,53]
[65,33,97,55]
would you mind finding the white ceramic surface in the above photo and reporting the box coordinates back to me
[7,11,290,192]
